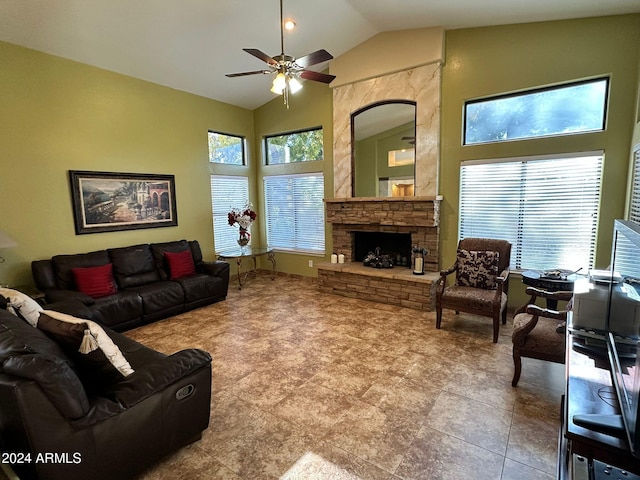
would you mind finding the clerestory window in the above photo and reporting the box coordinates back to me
[464,78,609,145]
[265,128,324,165]
[208,131,246,165]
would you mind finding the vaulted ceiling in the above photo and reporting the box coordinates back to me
[1,0,639,110]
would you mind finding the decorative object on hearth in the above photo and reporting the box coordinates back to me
[363,247,394,269]
[412,246,428,275]
[228,203,256,248]
[225,0,336,109]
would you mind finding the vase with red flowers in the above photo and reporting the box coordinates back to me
[228,203,256,248]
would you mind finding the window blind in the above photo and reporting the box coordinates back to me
[459,153,603,271]
[210,175,249,252]
[263,173,325,253]
[630,147,640,225]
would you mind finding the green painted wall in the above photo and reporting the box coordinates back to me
[0,41,254,287]
[2,14,639,292]
[252,79,334,276]
[440,15,640,307]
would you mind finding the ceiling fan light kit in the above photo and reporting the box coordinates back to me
[226,0,335,108]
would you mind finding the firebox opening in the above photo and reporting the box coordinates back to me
[354,231,412,267]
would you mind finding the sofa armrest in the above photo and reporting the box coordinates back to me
[198,260,230,278]
[106,348,212,409]
[45,288,95,306]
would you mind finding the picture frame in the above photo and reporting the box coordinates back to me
[69,170,178,234]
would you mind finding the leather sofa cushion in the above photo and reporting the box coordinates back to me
[52,250,110,290]
[88,291,143,330]
[127,281,184,315]
[189,240,204,263]
[173,274,219,304]
[2,353,90,419]
[0,312,72,366]
[0,309,90,419]
[151,240,191,281]
[108,244,161,289]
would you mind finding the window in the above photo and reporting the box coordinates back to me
[208,131,245,165]
[630,146,640,225]
[459,153,603,271]
[265,128,324,165]
[210,175,249,251]
[264,173,325,253]
[464,78,609,145]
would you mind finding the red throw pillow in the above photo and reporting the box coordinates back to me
[72,263,118,298]
[164,250,196,279]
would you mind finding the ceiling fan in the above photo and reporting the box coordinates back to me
[225,0,336,108]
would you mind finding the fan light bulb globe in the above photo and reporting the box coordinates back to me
[270,73,286,94]
[288,77,302,93]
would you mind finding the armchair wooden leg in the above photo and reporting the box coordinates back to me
[512,351,522,387]
[492,315,499,343]
[436,306,442,329]
[502,307,507,325]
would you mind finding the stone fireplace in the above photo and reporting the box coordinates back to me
[325,197,440,270]
[318,197,441,311]
[319,57,443,311]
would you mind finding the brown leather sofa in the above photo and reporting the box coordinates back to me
[0,307,212,480]
[32,240,229,332]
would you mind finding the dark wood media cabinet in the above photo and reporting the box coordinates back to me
[559,320,640,479]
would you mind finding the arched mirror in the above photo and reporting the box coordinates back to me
[351,101,416,197]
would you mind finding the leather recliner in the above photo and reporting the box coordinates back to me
[0,307,212,480]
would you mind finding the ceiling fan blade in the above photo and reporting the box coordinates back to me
[295,49,334,68]
[225,70,271,78]
[243,48,278,66]
[299,70,336,84]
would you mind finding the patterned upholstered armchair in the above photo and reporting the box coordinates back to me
[511,286,572,386]
[436,238,511,343]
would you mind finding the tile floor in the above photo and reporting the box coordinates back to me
[122,273,565,480]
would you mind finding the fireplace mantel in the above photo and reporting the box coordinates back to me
[325,196,441,228]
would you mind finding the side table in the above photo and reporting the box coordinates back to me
[217,246,276,290]
[521,270,578,309]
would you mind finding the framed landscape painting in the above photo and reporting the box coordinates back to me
[69,170,178,234]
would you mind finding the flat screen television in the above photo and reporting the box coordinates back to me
[573,220,640,457]
[606,220,640,457]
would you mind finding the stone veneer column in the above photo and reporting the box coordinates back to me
[332,63,441,198]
